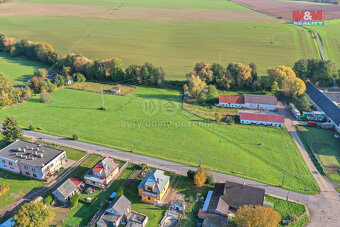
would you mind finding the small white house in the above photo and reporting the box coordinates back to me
[239,112,284,127]
[111,87,121,94]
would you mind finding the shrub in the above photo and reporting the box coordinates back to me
[72,134,78,140]
[70,193,80,208]
[235,205,281,227]
[194,167,207,187]
[43,194,54,205]
[116,186,126,197]
[40,92,50,103]
[29,124,36,131]
[205,174,214,184]
[187,170,195,180]
[0,185,9,196]
[99,107,107,111]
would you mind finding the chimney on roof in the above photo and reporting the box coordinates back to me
[23,148,26,153]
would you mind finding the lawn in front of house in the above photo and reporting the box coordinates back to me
[0,86,318,194]
[0,169,45,210]
[297,125,340,183]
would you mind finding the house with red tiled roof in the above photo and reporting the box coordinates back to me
[84,157,119,189]
[239,112,284,127]
[218,95,245,108]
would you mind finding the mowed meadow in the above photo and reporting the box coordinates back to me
[0,52,49,84]
[313,19,340,67]
[0,0,320,78]
[0,87,318,193]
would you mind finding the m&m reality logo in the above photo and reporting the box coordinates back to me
[292,11,324,26]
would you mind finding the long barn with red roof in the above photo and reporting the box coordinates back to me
[239,112,284,127]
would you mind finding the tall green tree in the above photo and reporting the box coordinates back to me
[2,116,23,143]
[14,201,55,227]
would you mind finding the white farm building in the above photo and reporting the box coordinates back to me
[240,112,285,127]
[218,94,277,111]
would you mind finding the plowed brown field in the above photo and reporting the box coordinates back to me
[233,0,340,20]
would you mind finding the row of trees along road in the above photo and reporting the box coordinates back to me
[0,34,165,87]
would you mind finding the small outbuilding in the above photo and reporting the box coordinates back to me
[111,87,121,94]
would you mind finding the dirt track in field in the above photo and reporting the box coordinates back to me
[0,3,281,23]
[232,0,340,20]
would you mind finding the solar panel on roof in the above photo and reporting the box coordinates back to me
[202,190,213,211]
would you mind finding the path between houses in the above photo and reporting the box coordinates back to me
[9,126,338,226]
[0,152,90,222]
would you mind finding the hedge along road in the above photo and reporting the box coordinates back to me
[8,126,339,227]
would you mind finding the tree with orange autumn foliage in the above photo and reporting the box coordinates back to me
[234,205,281,227]
[193,167,207,187]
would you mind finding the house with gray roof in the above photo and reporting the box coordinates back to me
[0,140,67,181]
[96,195,148,227]
[84,157,119,189]
[53,178,81,204]
[198,181,265,226]
[306,82,340,133]
[138,169,170,205]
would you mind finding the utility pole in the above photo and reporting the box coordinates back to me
[101,86,105,109]
[130,140,133,152]
[199,153,202,167]
[260,128,264,145]
[281,172,286,187]
[168,110,172,124]
[286,188,290,201]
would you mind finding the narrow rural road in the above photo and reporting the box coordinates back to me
[18,127,340,226]
[277,102,339,226]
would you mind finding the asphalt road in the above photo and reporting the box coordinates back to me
[19,124,340,226]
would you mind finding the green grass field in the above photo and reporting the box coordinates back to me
[297,126,340,183]
[313,20,340,67]
[0,16,319,78]
[0,52,48,84]
[0,86,317,193]
[0,169,45,210]
[23,0,249,10]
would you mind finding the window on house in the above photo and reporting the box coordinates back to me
[148,196,151,200]
[33,174,37,177]
[32,168,36,172]
[25,171,30,175]
[3,165,7,167]
[1,160,5,163]
[24,166,28,170]
[8,162,13,165]
[92,181,96,184]
[10,167,14,170]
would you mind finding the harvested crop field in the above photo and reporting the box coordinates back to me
[0,3,279,23]
[232,0,340,20]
